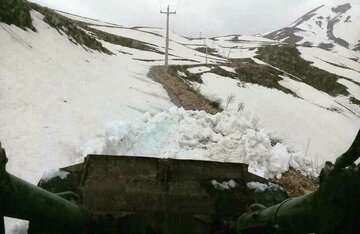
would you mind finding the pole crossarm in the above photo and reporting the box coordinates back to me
[160,11,176,14]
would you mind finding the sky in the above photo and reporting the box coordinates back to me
[29,0,360,37]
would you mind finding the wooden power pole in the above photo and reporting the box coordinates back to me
[161,5,176,70]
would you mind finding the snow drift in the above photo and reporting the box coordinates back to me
[80,107,315,179]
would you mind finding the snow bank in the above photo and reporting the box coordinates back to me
[220,66,236,73]
[80,107,306,179]
[247,181,285,192]
[211,180,238,190]
[41,169,69,182]
[195,71,359,174]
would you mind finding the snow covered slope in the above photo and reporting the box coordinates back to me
[185,34,280,59]
[0,10,175,184]
[1,2,360,232]
[264,3,360,60]
[1,1,359,186]
[0,4,226,232]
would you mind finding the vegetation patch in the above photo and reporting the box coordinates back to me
[168,65,204,84]
[256,45,349,97]
[169,61,297,96]
[234,63,296,95]
[205,60,296,96]
[85,26,164,54]
[230,58,254,64]
[210,67,237,79]
[194,46,217,54]
[27,2,162,55]
[28,3,112,54]
[0,0,35,31]
[350,97,360,106]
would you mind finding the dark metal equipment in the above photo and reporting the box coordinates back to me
[0,144,287,234]
[236,130,360,234]
[2,130,358,233]
[0,143,90,234]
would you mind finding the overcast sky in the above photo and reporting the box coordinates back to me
[30,0,360,37]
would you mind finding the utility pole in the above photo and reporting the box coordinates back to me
[161,5,176,70]
[204,38,208,64]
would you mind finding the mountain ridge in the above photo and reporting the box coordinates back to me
[264,3,360,55]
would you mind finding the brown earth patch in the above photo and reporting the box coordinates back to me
[272,168,319,197]
[148,66,222,114]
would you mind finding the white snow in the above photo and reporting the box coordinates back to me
[333,5,360,48]
[56,10,122,27]
[278,75,347,112]
[89,25,224,64]
[41,169,69,182]
[1,6,360,234]
[0,11,174,233]
[338,79,360,100]
[298,46,360,84]
[80,107,297,179]
[187,66,211,74]
[0,10,179,200]
[220,66,236,73]
[211,179,238,190]
[289,4,360,52]
[247,181,284,192]
[194,72,359,173]
[187,35,278,60]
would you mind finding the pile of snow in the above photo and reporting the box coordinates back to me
[211,179,238,190]
[41,169,69,182]
[247,181,285,192]
[80,107,311,179]
[191,71,359,172]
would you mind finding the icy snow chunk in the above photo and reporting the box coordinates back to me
[42,169,69,182]
[211,180,239,190]
[247,182,284,192]
[219,66,236,73]
[187,66,211,74]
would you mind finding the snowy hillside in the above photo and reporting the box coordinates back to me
[1,1,359,185]
[1,1,360,232]
[0,3,225,186]
[264,3,360,61]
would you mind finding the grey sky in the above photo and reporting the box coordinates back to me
[30,0,360,37]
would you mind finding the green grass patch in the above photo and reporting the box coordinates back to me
[350,97,360,106]
[206,61,296,96]
[234,63,296,95]
[28,2,162,55]
[194,47,217,54]
[168,65,204,83]
[29,3,112,54]
[210,67,237,79]
[0,0,35,31]
[256,45,349,97]
[85,26,163,54]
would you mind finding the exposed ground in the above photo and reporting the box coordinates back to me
[148,66,222,114]
[273,168,319,196]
